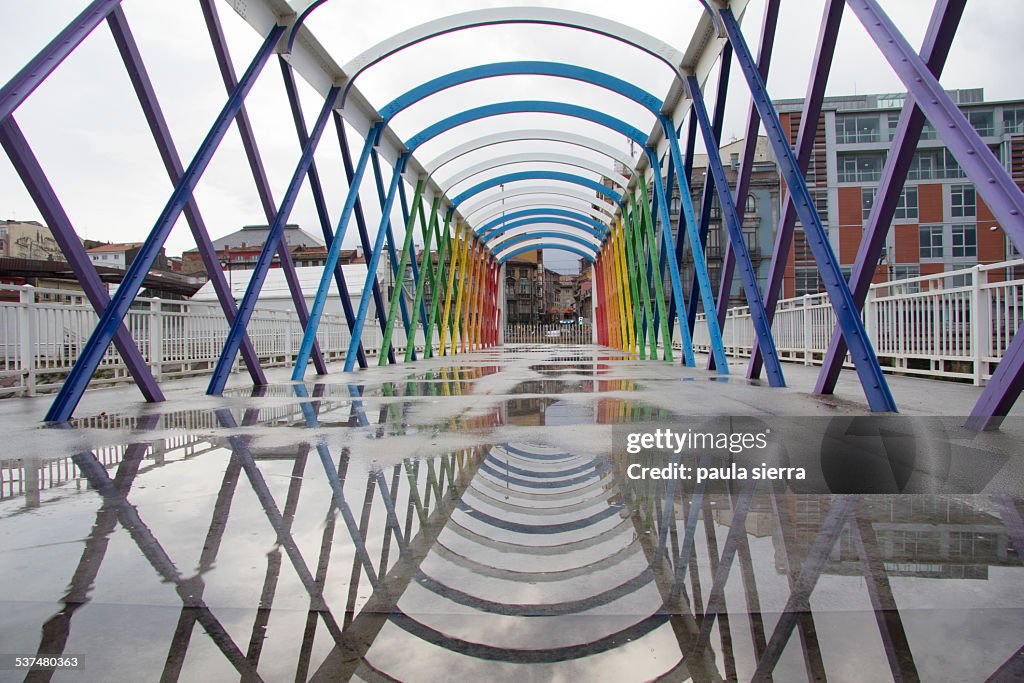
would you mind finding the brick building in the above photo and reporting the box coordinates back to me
[503,251,545,323]
[180,224,359,275]
[774,88,1024,296]
[669,136,780,308]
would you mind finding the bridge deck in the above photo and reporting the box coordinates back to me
[1,345,1022,682]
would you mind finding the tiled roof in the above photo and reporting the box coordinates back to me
[86,242,143,253]
[184,224,325,252]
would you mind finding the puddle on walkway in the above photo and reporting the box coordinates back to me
[3,348,1024,681]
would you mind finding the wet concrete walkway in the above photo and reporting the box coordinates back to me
[1,345,1022,681]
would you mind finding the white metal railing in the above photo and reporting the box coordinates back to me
[688,260,1024,385]
[0,285,439,396]
[504,322,594,344]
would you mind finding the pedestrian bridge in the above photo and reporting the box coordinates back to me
[2,1,1024,681]
[3,0,1022,428]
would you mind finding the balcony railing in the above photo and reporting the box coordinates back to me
[0,286,436,396]
[686,259,1024,385]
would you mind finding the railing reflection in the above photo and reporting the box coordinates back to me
[13,390,1024,681]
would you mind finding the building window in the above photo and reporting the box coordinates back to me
[908,148,965,180]
[1005,107,1024,135]
[951,184,976,218]
[895,186,919,220]
[861,187,876,221]
[708,196,721,220]
[887,112,901,141]
[795,268,821,296]
[919,225,943,259]
[836,114,881,143]
[838,152,885,182]
[891,265,920,286]
[745,193,757,215]
[877,94,906,109]
[965,109,995,136]
[952,224,977,258]
[742,226,758,255]
[704,227,721,256]
[813,189,829,219]
[670,195,681,215]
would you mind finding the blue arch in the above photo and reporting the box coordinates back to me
[490,232,600,256]
[499,243,595,264]
[451,170,621,208]
[406,101,648,154]
[380,61,663,122]
[480,217,605,243]
[478,208,608,236]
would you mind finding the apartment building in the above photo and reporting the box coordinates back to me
[774,88,1024,296]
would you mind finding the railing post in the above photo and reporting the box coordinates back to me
[864,286,879,358]
[19,287,36,397]
[803,294,813,366]
[972,265,989,385]
[149,299,163,381]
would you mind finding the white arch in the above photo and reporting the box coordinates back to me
[440,152,630,193]
[473,197,613,228]
[487,227,603,251]
[491,235,600,257]
[342,7,685,100]
[461,185,616,220]
[425,128,638,177]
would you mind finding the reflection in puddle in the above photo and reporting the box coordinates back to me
[3,348,1023,681]
[511,378,640,395]
[4,419,1022,681]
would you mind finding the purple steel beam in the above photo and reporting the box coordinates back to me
[970,332,1024,430]
[816,0,964,396]
[849,0,1024,238]
[278,57,368,369]
[681,43,731,338]
[199,0,327,376]
[846,0,1024,429]
[0,117,163,402]
[709,0,780,372]
[851,514,920,682]
[44,23,284,422]
[748,0,845,380]
[107,7,266,385]
[752,495,859,680]
[0,0,122,123]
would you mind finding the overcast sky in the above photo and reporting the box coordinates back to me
[1,0,1022,274]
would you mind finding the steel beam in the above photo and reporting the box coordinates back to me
[345,156,410,371]
[711,0,780,372]
[817,0,963,395]
[720,9,898,409]
[208,86,340,395]
[44,22,284,422]
[688,75,783,386]
[200,0,327,378]
[292,124,382,379]
[279,56,367,369]
[0,118,163,402]
[107,6,266,385]
[746,0,843,381]
[335,114,395,365]
[684,44,731,337]
[0,0,122,123]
